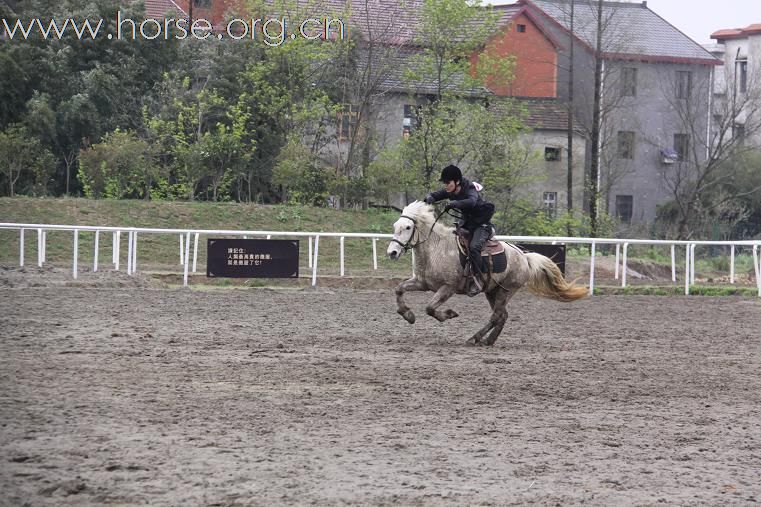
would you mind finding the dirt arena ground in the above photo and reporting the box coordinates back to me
[1,266,760,506]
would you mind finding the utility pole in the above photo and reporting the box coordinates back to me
[588,0,604,236]
[566,0,575,235]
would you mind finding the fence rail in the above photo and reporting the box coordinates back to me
[1,222,760,297]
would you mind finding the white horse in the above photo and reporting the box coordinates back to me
[387,201,587,346]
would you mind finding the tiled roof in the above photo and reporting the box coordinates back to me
[711,23,761,40]
[490,97,582,132]
[279,0,423,44]
[522,0,719,64]
[356,46,487,96]
[143,0,187,19]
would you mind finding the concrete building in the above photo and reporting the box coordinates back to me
[509,0,721,226]
[710,23,761,148]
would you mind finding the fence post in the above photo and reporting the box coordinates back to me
[115,231,120,271]
[37,228,42,267]
[19,228,24,267]
[183,231,191,286]
[614,243,620,279]
[127,231,133,275]
[621,243,629,287]
[308,236,313,268]
[589,241,596,296]
[93,230,99,272]
[730,245,735,284]
[685,244,690,295]
[192,232,199,273]
[72,230,78,279]
[372,238,378,270]
[311,234,320,287]
[757,245,761,297]
[671,244,676,282]
[132,232,138,274]
[690,244,696,285]
[340,236,345,276]
[179,233,185,265]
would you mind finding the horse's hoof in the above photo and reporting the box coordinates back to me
[403,311,416,324]
[446,309,459,319]
[465,337,479,346]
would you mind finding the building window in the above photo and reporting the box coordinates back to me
[193,0,212,7]
[615,195,633,224]
[337,104,358,142]
[674,133,690,161]
[676,70,692,99]
[737,59,748,93]
[543,191,557,218]
[402,104,420,139]
[517,24,526,33]
[734,123,745,144]
[621,67,637,97]
[545,147,561,161]
[617,131,635,159]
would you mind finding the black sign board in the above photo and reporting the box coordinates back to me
[207,239,299,278]
[517,243,566,275]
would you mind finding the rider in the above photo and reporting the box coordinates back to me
[424,164,496,297]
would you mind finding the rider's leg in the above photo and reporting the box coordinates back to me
[467,225,491,297]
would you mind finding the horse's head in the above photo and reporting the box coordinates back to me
[387,201,432,260]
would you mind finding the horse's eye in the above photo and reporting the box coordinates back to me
[406,226,411,230]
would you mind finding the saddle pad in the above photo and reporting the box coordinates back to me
[458,251,508,274]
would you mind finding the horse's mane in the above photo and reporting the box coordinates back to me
[401,201,453,237]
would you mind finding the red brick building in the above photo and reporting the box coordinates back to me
[473,5,561,98]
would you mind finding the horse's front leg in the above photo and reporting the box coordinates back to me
[425,285,459,322]
[395,277,427,324]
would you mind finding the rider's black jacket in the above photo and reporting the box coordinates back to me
[426,177,495,231]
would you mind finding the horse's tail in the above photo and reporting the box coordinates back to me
[524,252,588,302]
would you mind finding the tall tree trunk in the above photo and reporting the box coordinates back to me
[566,0,575,236]
[588,0,604,237]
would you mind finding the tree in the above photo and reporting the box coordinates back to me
[394,0,514,191]
[0,125,55,196]
[78,129,159,199]
[541,0,644,235]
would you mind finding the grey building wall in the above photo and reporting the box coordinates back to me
[516,129,587,215]
[602,61,712,224]
[519,5,716,225]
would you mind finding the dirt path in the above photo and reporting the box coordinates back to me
[1,274,760,505]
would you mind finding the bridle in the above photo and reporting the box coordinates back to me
[390,215,421,253]
[390,210,451,254]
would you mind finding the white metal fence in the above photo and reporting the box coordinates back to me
[1,222,760,297]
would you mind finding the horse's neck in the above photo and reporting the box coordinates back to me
[413,225,458,270]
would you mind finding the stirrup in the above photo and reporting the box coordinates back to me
[467,275,482,297]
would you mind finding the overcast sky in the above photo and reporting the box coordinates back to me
[483,0,761,45]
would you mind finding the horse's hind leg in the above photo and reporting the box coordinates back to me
[425,285,458,322]
[466,289,508,347]
[483,288,516,346]
[395,278,426,325]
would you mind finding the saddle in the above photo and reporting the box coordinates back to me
[455,226,507,275]
[455,226,504,256]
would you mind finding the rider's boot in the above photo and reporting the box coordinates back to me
[467,274,483,297]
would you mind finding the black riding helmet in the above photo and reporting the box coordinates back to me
[439,164,462,183]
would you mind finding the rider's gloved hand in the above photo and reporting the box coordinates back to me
[443,202,456,212]
[424,195,435,205]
